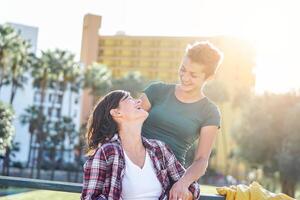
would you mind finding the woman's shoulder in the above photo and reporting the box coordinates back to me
[89,141,122,160]
[84,142,122,170]
[100,141,122,154]
[204,97,221,113]
[143,82,174,104]
[145,138,166,147]
[144,81,174,93]
[200,97,221,128]
[143,137,170,152]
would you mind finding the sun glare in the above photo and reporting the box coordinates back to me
[239,6,300,94]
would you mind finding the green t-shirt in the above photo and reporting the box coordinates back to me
[142,82,221,165]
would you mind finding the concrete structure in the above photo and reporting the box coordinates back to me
[1,23,39,163]
[9,23,38,53]
[1,22,82,164]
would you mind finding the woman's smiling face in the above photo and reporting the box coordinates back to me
[116,94,149,121]
[178,56,207,92]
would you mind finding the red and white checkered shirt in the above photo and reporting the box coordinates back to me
[81,134,200,200]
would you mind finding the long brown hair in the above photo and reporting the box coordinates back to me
[85,90,129,155]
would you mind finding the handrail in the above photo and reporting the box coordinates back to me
[0,175,82,193]
[0,175,225,199]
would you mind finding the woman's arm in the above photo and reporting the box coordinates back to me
[81,148,108,200]
[161,143,200,200]
[169,126,218,199]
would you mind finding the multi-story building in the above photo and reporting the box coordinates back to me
[80,14,256,177]
[1,23,38,163]
[1,23,82,165]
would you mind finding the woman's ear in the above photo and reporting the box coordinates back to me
[110,109,120,117]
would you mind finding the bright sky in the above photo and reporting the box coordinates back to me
[1,0,300,93]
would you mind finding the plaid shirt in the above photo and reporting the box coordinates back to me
[81,134,200,200]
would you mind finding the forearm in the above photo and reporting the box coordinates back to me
[179,158,208,186]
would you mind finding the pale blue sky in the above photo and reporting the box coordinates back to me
[1,0,300,93]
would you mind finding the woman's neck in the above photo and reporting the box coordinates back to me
[119,122,145,153]
[175,85,205,103]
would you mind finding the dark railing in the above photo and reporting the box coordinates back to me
[0,176,225,200]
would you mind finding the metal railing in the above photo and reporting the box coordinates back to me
[0,176,225,200]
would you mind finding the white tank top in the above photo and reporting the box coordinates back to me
[121,151,163,200]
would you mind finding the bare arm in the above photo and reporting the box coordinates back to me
[169,126,218,199]
[159,143,200,200]
[180,126,218,185]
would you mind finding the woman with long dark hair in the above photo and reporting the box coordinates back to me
[81,90,200,200]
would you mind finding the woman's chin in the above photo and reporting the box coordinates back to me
[181,85,194,92]
[141,111,149,119]
[133,111,149,121]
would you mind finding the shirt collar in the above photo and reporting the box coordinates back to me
[108,133,156,152]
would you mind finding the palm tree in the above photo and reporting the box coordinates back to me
[47,49,78,110]
[66,63,82,117]
[74,123,86,182]
[7,38,33,105]
[83,63,112,104]
[31,50,59,178]
[0,24,33,102]
[20,106,40,171]
[46,50,81,179]
[0,24,33,174]
[111,71,147,98]
[0,24,19,95]
[54,116,77,181]
[0,101,15,175]
[32,49,81,179]
[46,116,76,180]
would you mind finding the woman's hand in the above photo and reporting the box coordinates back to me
[169,180,193,200]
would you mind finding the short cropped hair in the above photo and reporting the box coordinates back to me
[186,41,223,79]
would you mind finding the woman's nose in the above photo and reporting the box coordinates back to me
[136,99,142,105]
[181,74,190,82]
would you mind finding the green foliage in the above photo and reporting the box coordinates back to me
[20,105,40,135]
[83,65,147,98]
[233,93,300,196]
[21,49,82,178]
[31,49,78,90]
[204,80,229,103]
[277,103,300,182]
[0,101,15,155]
[111,71,147,97]
[83,63,112,97]
[0,24,34,104]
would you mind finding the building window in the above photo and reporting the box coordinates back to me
[99,40,105,46]
[57,94,63,104]
[56,108,61,118]
[73,110,77,118]
[74,97,79,104]
[48,108,52,117]
[48,94,52,102]
[133,40,141,46]
[34,91,41,102]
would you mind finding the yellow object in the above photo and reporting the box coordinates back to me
[216,182,295,200]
